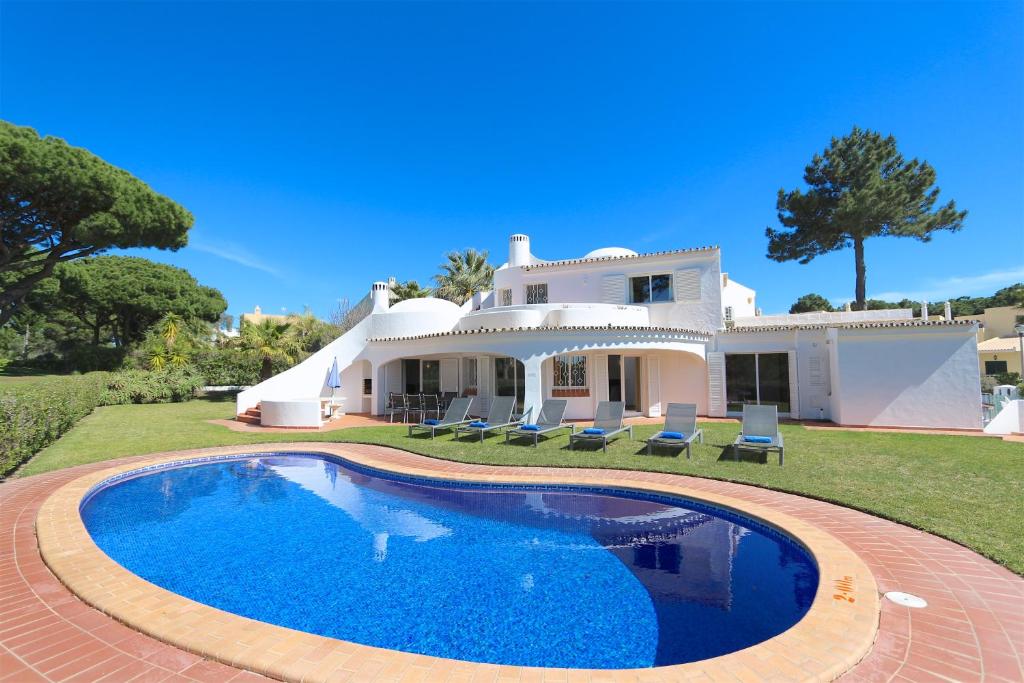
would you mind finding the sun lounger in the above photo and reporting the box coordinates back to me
[646,403,703,458]
[505,399,571,447]
[454,396,519,442]
[732,404,784,465]
[408,397,473,439]
[568,401,632,453]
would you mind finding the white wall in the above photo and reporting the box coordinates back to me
[831,326,982,429]
[721,276,756,319]
[657,351,709,415]
[492,249,724,332]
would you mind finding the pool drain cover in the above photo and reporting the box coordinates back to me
[884,591,927,608]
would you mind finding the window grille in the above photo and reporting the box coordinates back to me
[552,354,587,388]
[525,283,548,304]
[498,289,512,306]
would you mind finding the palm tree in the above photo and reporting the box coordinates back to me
[389,280,431,303]
[237,319,302,381]
[433,249,494,305]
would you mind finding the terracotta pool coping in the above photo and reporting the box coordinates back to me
[35,444,879,683]
[5,444,1022,681]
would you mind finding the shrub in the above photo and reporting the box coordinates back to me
[0,372,110,477]
[994,371,1021,387]
[981,375,999,393]
[191,348,261,386]
[101,369,204,405]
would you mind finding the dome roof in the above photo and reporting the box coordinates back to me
[582,246,638,260]
[387,297,462,314]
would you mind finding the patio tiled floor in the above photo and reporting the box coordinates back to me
[2,445,1022,682]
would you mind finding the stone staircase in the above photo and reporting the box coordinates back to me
[236,403,262,425]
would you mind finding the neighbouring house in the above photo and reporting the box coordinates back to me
[954,305,1024,377]
[237,233,982,430]
[239,305,290,327]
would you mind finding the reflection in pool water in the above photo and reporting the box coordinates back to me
[81,454,818,669]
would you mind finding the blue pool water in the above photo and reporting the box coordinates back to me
[81,453,818,669]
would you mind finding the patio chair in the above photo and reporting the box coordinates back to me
[385,393,407,423]
[646,403,703,459]
[454,396,518,442]
[505,399,572,447]
[422,394,441,420]
[732,404,784,466]
[569,402,632,453]
[408,397,473,439]
[406,394,424,424]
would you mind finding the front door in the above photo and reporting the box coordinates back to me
[608,355,641,413]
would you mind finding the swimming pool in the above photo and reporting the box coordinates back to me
[80,452,819,669]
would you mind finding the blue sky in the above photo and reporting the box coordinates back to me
[2,1,1022,320]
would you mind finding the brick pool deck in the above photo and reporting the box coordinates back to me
[2,445,1022,682]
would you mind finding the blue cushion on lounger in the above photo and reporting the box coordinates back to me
[469,421,488,428]
[743,435,772,444]
[658,431,685,439]
[520,424,541,431]
[582,427,606,435]
[423,419,440,425]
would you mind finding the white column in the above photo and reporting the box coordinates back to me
[521,355,545,423]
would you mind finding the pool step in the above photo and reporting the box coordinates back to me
[236,403,262,425]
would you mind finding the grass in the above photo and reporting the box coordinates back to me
[17,394,1024,575]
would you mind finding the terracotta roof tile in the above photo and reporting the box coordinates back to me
[368,324,713,342]
[520,245,719,271]
[724,319,978,333]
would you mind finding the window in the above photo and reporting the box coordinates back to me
[362,378,372,395]
[724,306,734,322]
[498,288,512,306]
[552,355,587,388]
[462,357,478,393]
[525,283,548,304]
[630,274,673,303]
[725,353,790,413]
[985,360,1008,375]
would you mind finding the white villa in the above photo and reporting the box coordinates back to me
[237,234,983,430]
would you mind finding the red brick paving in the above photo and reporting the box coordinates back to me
[3,447,1023,682]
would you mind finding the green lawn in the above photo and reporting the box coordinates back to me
[17,394,1024,574]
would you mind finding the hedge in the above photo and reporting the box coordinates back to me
[0,372,110,478]
[101,369,204,405]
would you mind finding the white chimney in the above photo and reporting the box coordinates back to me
[509,233,531,268]
[920,300,929,320]
[371,281,390,312]
[944,301,952,321]
[844,301,852,312]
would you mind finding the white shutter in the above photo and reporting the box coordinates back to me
[601,275,627,304]
[707,352,727,417]
[440,359,459,392]
[673,268,702,302]
[787,350,800,419]
[646,356,661,417]
[592,354,609,404]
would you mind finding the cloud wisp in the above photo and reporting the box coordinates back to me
[830,266,1024,304]
[190,239,284,279]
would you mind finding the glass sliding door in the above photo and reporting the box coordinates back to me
[608,355,641,412]
[608,355,622,402]
[402,359,421,394]
[623,356,641,412]
[494,357,525,414]
[421,360,440,395]
[725,354,757,413]
[756,353,790,412]
[725,353,791,414]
